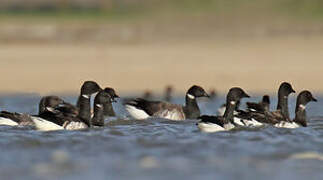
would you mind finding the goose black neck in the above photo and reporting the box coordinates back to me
[294,105,307,127]
[277,93,290,119]
[184,94,200,119]
[103,101,116,117]
[91,104,105,127]
[223,102,235,124]
[38,98,46,115]
[77,94,91,126]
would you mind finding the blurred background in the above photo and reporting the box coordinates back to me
[1,2,323,180]
[0,0,323,95]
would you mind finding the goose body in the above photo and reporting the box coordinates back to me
[246,95,270,112]
[274,90,316,128]
[32,116,64,131]
[197,115,235,133]
[102,87,119,119]
[125,99,185,120]
[217,101,263,128]
[33,86,118,131]
[245,82,295,125]
[30,81,102,131]
[0,96,65,128]
[125,85,209,120]
[197,87,250,133]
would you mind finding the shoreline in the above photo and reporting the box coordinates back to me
[1,36,323,95]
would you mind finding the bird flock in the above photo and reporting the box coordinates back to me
[0,81,317,132]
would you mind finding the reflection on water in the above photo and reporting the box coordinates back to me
[0,94,323,180]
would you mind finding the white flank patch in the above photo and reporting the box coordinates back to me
[197,122,226,133]
[187,94,195,99]
[64,122,88,130]
[233,117,245,126]
[31,117,64,131]
[241,118,263,127]
[274,121,300,129]
[157,110,184,120]
[0,117,19,126]
[290,152,323,161]
[223,123,235,130]
[234,117,263,127]
[250,119,263,126]
[125,105,150,120]
[230,101,236,105]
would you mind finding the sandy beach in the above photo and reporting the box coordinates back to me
[1,35,323,95]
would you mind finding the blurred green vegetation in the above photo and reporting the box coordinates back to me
[0,0,322,22]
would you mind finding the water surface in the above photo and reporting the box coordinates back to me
[0,94,323,180]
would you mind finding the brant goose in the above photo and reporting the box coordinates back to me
[91,89,118,126]
[0,96,65,127]
[275,90,317,128]
[197,87,250,133]
[245,82,295,124]
[228,95,270,127]
[246,95,270,112]
[276,82,296,120]
[217,101,262,128]
[76,81,102,125]
[102,87,120,118]
[125,85,209,120]
[33,89,114,130]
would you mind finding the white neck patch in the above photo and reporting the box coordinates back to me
[299,104,306,110]
[96,104,103,108]
[230,101,236,105]
[46,107,55,112]
[82,94,90,99]
[187,94,195,99]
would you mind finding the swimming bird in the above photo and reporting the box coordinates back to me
[102,87,120,119]
[33,89,115,130]
[274,90,317,128]
[197,87,250,133]
[32,81,102,130]
[245,82,295,124]
[125,85,209,120]
[276,82,296,120]
[0,96,65,127]
[91,89,118,126]
[76,81,102,125]
[246,95,270,112]
[228,95,270,127]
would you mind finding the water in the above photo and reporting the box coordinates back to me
[0,94,323,180]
